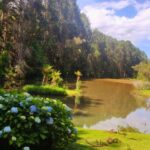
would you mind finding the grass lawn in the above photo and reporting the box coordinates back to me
[139,89,150,97]
[68,128,150,150]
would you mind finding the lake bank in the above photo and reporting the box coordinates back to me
[65,79,149,133]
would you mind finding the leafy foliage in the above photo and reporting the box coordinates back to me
[4,67,22,89]
[51,70,63,86]
[42,65,63,86]
[42,65,53,85]
[0,92,77,150]
[133,61,150,81]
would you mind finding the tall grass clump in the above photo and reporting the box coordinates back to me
[23,85,67,96]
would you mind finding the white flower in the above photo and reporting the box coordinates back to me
[23,92,30,97]
[23,146,30,150]
[46,117,54,125]
[68,128,71,134]
[12,136,17,141]
[35,117,41,124]
[0,104,4,109]
[0,96,4,101]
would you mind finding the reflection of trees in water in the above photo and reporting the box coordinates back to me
[68,80,147,127]
[146,98,150,110]
[74,71,82,109]
[73,98,144,127]
[74,94,80,109]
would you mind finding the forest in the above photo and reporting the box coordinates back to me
[0,0,147,86]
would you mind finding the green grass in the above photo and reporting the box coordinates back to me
[23,85,77,97]
[139,89,150,97]
[67,128,150,150]
[66,89,78,96]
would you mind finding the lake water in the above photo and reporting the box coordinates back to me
[65,79,150,134]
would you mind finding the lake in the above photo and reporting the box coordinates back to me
[65,79,150,134]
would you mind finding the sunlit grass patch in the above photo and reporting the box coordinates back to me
[139,89,150,97]
[68,128,150,150]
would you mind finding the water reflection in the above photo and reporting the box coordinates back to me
[90,106,150,134]
[65,79,149,133]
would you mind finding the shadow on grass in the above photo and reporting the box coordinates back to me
[67,142,122,150]
[67,143,95,150]
[77,130,90,137]
[5,142,122,150]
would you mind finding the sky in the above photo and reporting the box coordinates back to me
[77,0,150,58]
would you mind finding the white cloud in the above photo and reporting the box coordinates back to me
[81,0,150,45]
[90,108,150,133]
[134,0,150,11]
[93,0,131,10]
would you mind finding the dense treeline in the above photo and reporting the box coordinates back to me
[89,29,147,77]
[0,0,147,84]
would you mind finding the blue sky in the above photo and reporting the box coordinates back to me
[77,0,150,58]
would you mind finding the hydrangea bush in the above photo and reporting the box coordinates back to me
[0,92,77,150]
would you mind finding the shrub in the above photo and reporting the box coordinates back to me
[23,85,67,96]
[0,88,5,94]
[133,62,150,81]
[42,65,63,86]
[0,92,77,150]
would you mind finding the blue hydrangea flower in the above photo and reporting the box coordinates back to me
[11,107,18,113]
[46,117,54,125]
[3,126,11,133]
[42,106,53,112]
[35,117,41,124]
[46,106,53,112]
[30,105,37,113]
[19,102,24,107]
[23,146,30,150]
[0,130,2,137]
[45,106,53,112]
